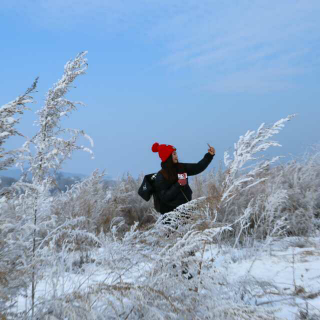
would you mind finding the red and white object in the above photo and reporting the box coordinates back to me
[178,173,187,186]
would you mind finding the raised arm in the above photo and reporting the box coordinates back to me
[182,152,214,176]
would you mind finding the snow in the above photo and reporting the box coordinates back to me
[84,133,94,147]
[207,238,320,319]
[15,237,320,319]
[6,117,15,124]
[0,132,10,137]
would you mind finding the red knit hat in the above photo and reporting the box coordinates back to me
[152,142,176,162]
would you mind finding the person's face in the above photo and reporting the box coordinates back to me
[172,151,178,163]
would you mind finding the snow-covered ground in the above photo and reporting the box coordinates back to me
[16,237,320,319]
[211,237,320,319]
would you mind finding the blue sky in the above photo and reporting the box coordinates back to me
[1,1,320,178]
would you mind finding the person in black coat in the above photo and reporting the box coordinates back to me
[151,142,215,214]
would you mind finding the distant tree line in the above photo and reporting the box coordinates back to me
[0,173,116,193]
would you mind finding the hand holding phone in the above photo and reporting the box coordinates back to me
[207,143,215,156]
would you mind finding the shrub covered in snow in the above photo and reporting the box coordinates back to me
[187,116,320,243]
[193,146,320,243]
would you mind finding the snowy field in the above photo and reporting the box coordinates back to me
[13,235,320,320]
[219,237,320,319]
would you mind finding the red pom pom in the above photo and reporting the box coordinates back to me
[152,142,159,152]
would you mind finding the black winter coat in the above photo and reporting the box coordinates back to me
[153,153,214,214]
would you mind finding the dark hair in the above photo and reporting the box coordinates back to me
[160,155,184,184]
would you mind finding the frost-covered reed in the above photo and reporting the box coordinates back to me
[0,78,37,173]
[0,52,94,318]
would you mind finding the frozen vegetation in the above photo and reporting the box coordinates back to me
[0,53,319,320]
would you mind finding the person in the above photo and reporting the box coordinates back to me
[152,142,215,215]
